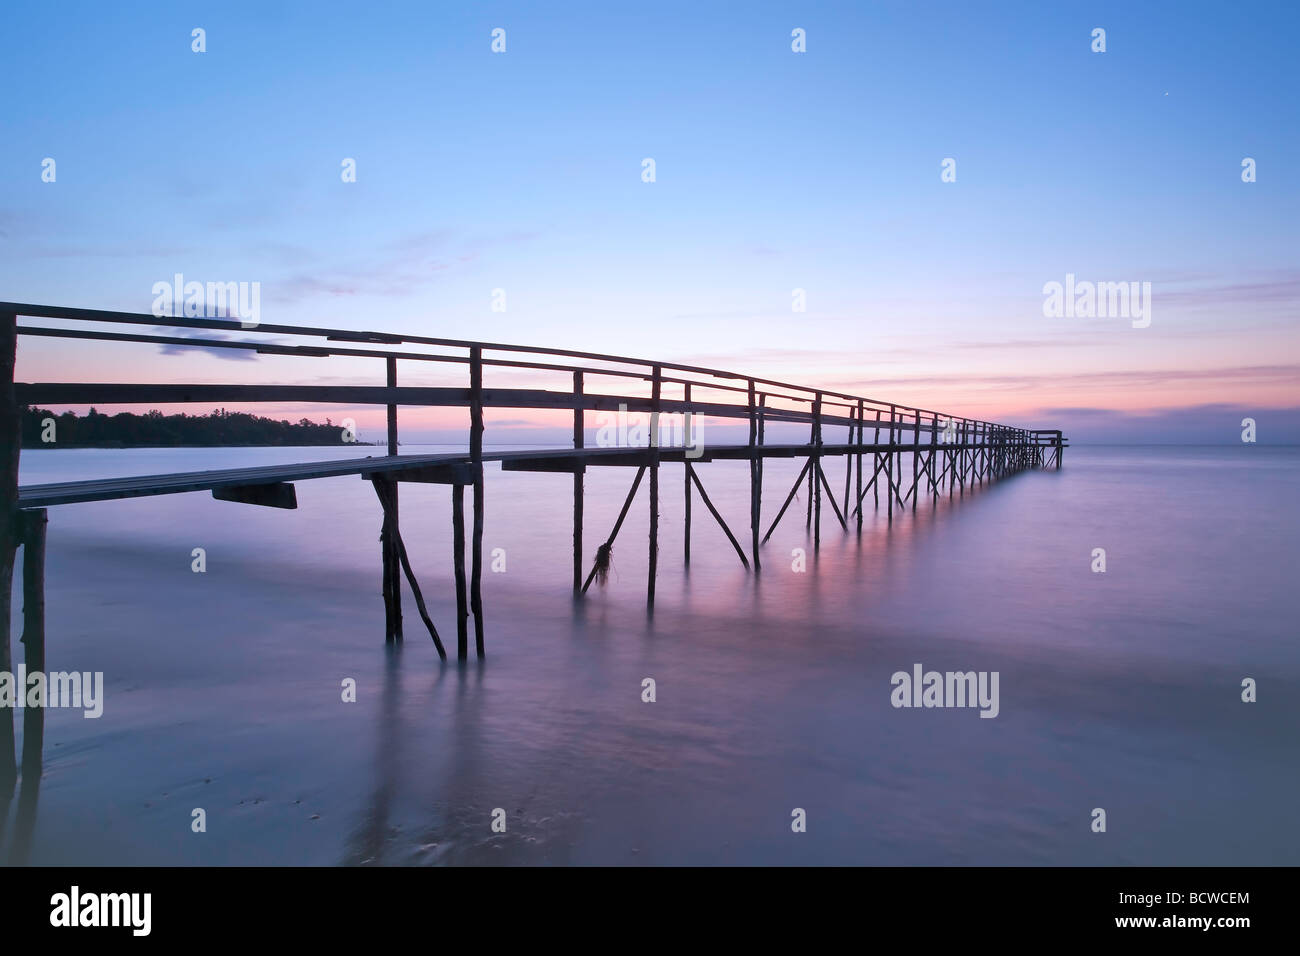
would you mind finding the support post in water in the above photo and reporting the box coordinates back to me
[910,409,920,511]
[748,379,761,572]
[930,412,940,504]
[385,355,401,639]
[841,404,852,522]
[855,400,864,532]
[469,346,485,657]
[20,508,47,781]
[452,483,469,658]
[757,391,766,542]
[886,405,895,521]
[0,310,19,791]
[683,382,692,567]
[648,365,661,607]
[813,391,823,553]
[573,370,584,594]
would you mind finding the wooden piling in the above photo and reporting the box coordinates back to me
[371,478,447,659]
[886,405,895,520]
[813,392,822,552]
[452,484,469,659]
[805,411,814,531]
[20,509,46,781]
[385,356,401,639]
[648,366,661,607]
[378,508,394,641]
[469,347,485,657]
[873,409,881,509]
[0,310,18,790]
[930,413,939,504]
[855,401,864,532]
[910,409,920,511]
[683,382,692,566]
[573,371,584,593]
[841,405,853,521]
[748,379,760,571]
[757,392,766,549]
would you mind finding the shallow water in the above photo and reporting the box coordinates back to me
[3,444,1297,865]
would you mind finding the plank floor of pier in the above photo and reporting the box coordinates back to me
[13,442,1053,508]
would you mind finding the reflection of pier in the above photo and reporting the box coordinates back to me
[0,301,1067,792]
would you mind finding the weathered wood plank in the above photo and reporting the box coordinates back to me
[211,481,298,510]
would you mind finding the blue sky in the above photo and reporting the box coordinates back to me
[2,0,1297,442]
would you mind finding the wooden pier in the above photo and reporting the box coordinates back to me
[0,301,1066,790]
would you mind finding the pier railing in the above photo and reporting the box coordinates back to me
[0,299,1067,777]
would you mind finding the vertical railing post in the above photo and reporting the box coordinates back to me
[812,391,822,552]
[957,419,967,494]
[386,356,398,455]
[0,310,20,790]
[855,400,864,532]
[757,392,766,533]
[748,379,760,571]
[683,382,692,566]
[911,409,920,511]
[929,412,939,504]
[469,347,485,656]
[648,365,661,607]
[872,408,881,510]
[886,404,895,520]
[452,483,468,658]
[805,398,815,529]
[19,508,46,783]
[841,404,853,521]
[573,371,584,594]
[384,356,401,639]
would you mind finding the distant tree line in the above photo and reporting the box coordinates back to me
[22,407,373,447]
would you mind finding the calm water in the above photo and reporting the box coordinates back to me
[3,444,1297,865]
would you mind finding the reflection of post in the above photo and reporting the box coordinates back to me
[1,311,21,790]
[20,509,46,781]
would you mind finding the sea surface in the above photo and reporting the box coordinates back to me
[2,444,1297,865]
